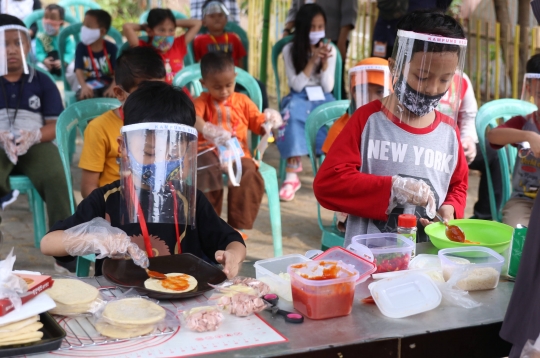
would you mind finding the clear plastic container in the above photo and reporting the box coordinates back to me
[312,247,376,283]
[254,254,311,301]
[288,260,359,320]
[348,233,414,273]
[438,247,505,291]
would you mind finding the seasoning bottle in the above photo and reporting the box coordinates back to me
[397,214,417,258]
[165,59,173,83]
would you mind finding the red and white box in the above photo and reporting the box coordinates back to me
[0,274,54,316]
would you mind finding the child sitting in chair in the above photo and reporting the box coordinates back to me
[194,52,282,238]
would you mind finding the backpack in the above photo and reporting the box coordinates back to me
[376,0,409,21]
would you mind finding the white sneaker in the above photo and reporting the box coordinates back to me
[1,190,19,210]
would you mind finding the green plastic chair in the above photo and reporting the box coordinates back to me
[58,0,101,22]
[272,35,343,183]
[56,98,121,276]
[304,100,350,249]
[8,176,46,248]
[198,22,249,68]
[23,9,79,35]
[476,98,538,222]
[173,64,283,257]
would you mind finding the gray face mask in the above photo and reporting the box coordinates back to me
[394,77,447,117]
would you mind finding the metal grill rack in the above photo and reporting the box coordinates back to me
[53,285,176,350]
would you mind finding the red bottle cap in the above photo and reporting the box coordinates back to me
[398,214,417,227]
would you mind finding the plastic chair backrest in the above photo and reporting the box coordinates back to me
[271,36,342,109]
[32,65,56,82]
[58,23,123,90]
[58,0,101,22]
[56,98,121,213]
[24,9,79,33]
[198,22,249,68]
[476,98,538,222]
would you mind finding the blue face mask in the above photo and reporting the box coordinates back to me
[152,35,175,52]
[128,152,183,188]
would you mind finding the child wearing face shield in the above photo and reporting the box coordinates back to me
[277,3,336,202]
[74,9,118,100]
[314,10,469,245]
[41,81,246,279]
[35,4,75,78]
[123,9,202,84]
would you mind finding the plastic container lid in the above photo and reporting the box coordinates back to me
[349,233,415,255]
[368,273,442,318]
[398,214,417,227]
[312,247,376,283]
[409,254,441,270]
[288,260,359,286]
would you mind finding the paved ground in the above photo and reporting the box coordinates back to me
[0,135,481,275]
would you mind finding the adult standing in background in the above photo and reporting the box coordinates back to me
[0,0,41,38]
[372,0,452,58]
[190,0,239,23]
[282,0,357,98]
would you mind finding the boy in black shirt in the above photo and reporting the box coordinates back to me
[40,81,246,278]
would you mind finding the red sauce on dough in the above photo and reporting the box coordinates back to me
[161,275,190,291]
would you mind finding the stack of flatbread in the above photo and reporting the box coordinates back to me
[96,298,166,339]
[46,279,100,315]
[0,315,43,347]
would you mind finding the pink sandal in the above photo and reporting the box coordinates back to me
[279,178,301,201]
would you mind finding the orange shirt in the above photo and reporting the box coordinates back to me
[321,113,351,154]
[194,92,265,159]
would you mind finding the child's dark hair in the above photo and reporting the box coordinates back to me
[115,47,166,92]
[45,4,65,21]
[200,52,235,78]
[527,54,540,73]
[85,9,112,31]
[0,13,25,27]
[147,8,176,29]
[395,10,465,56]
[124,81,195,127]
[291,4,326,75]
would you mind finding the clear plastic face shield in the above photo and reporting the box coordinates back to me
[120,123,198,227]
[202,1,230,17]
[349,65,391,110]
[388,30,467,125]
[521,73,540,106]
[0,25,34,80]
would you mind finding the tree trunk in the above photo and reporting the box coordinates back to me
[493,0,512,95]
[518,0,531,90]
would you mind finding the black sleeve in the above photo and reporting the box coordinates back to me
[51,186,107,262]
[33,0,42,10]
[195,191,245,263]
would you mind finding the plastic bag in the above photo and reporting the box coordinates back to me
[217,138,243,187]
[182,306,223,332]
[436,267,482,309]
[521,333,540,358]
[388,176,436,219]
[209,278,270,317]
[93,289,179,339]
[0,248,27,311]
[63,217,149,268]
[48,276,106,316]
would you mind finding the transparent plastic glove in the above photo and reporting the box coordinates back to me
[461,136,477,164]
[522,332,540,358]
[389,175,436,219]
[62,217,149,268]
[0,131,17,165]
[263,108,283,129]
[15,129,42,156]
[202,122,232,147]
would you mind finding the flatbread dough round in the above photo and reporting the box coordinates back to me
[0,322,43,340]
[49,301,94,315]
[102,298,165,326]
[0,335,43,347]
[46,279,99,305]
[95,322,154,339]
[144,273,197,294]
[0,331,43,344]
[0,316,39,332]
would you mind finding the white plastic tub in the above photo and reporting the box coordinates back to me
[349,233,414,273]
[254,254,311,301]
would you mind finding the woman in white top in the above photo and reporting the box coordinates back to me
[277,3,336,201]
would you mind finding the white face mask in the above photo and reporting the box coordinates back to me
[80,26,101,45]
[309,30,325,45]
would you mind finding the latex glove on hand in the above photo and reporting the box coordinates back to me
[461,136,477,164]
[390,175,436,218]
[62,217,149,268]
[0,131,18,165]
[202,122,232,147]
[263,108,283,129]
[14,129,41,156]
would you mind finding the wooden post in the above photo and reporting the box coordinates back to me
[513,25,520,99]
[495,22,501,100]
[486,21,491,102]
[476,20,481,103]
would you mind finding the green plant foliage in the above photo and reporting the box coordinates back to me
[96,0,142,31]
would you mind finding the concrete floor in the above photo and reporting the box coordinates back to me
[0,136,480,275]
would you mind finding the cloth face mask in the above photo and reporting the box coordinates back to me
[152,36,175,52]
[42,19,61,36]
[128,152,183,188]
[80,26,101,45]
[394,77,447,117]
[309,30,325,45]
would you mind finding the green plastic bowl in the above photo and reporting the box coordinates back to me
[424,219,513,253]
